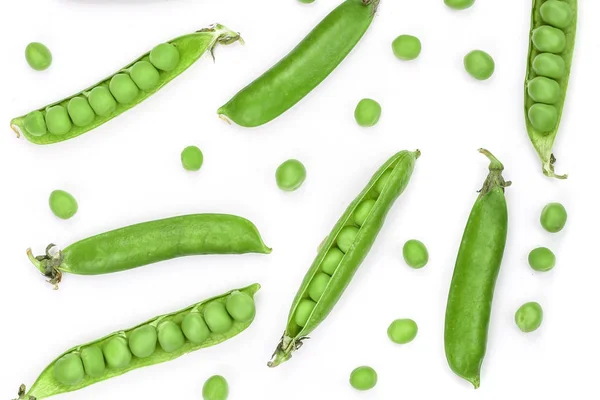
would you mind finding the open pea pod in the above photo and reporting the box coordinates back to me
[14,284,260,400]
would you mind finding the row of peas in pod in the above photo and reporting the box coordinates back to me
[21,43,181,138]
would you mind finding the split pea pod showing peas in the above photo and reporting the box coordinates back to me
[11,25,242,145]
[268,150,419,367]
[525,0,577,178]
[27,214,270,289]
[444,150,510,389]
[13,284,260,400]
[218,0,379,127]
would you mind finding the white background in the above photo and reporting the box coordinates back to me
[0,0,598,399]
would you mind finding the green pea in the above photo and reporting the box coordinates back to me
[204,302,233,334]
[374,170,392,194]
[308,272,331,302]
[349,366,377,391]
[49,190,78,220]
[25,42,52,71]
[45,105,72,135]
[226,291,256,322]
[532,26,566,53]
[54,353,85,386]
[464,50,495,80]
[402,239,429,269]
[202,375,229,400]
[149,43,180,72]
[353,199,376,226]
[515,302,544,333]
[444,0,475,10]
[391,35,421,61]
[80,346,106,378]
[181,145,204,171]
[540,202,567,233]
[23,111,47,137]
[158,321,186,353]
[532,53,566,79]
[130,61,161,91]
[387,319,418,344]
[321,247,344,275]
[337,226,359,253]
[528,247,556,272]
[109,73,140,104]
[540,0,573,29]
[88,86,117,117]
[182,312,211,344]
[294,299,316,328]
[67,97,95,127]
[128,325,157,358]
[354,98,381,127]
[298,0,316,3]
[276,159,307,191]
[103,337,132,369]
[528,104,558,132]
[528,76,560,104]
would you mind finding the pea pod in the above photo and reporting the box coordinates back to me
[218,0,379,127]
[444,150,510,388]
[13,284,260,400]
[268,150,419,367]
[27,214,271,288]
[11,24,242,145]
[524,0,577,178]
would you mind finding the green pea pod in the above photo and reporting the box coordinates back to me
[11,24,242,145]
[524,0,577,178]
[444,150,510,388]
[268,150,419,367]
[218,0,379,127]
[13,284,260,400]
[27,214,271,289]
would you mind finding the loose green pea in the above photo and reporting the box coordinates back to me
[109,73,140,104]
[392,35,421,61]
[103,337,132,369]
[337,226,360,253]
[276,159,306,191]
[444,0,475,10]
[402,239,429,269]
[528,104,558,132]
[532,53,566,79]
[349,366,378,391]
[226,291,256,322]
[182,312,211,344]
[515,302,543,333]
[294,299,316,327]
[204,302,233,334]
[67,97,95,127]
[54,354,85,386]
[387,319,418,344]
[353,199,376,226]
[158,321,186,353]
[528,247,556,272]
[532,26,566,53]
[202,375,229,400]
[88,86,117,117]
[149,43,180,72]
[23,111,47,137]
[374,170,392,194]
[128,325,158,358]
[298,0,316,3]
[49,190,78,220]
[540,0,573,29]
[181,146,204,171]
[321,247,344,275]
[45,105,72,135]
[354,98,381,127]
[308,272,331,302]
[464,50,495,80]
[540,202,567,233]
[528,76,561,104]
[130,61,161,91]
[25,42,52,71]
[80,346,106,378]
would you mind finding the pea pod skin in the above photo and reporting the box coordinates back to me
[11,25,241,145]
[218,0,379,127]
[444,150,510,389]
[525,0,577,178]
[13,284,260,400]
[268,150,419,367]
[27,214,271,288]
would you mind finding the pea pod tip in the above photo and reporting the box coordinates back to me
[10,122,21,138]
